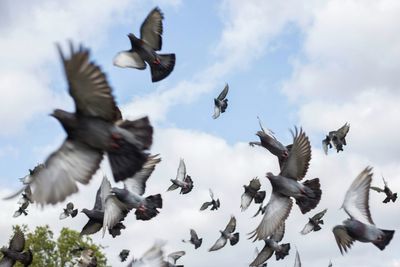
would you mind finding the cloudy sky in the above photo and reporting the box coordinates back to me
[1,0,400,266]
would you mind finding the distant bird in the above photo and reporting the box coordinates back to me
[182,229,202,249]
[26,42,153,205]
[300,208,327,235]
[17,186,33,206]
[60,202,78,220]
[250,224,290,266]
[209,216,239,251]
[370,176,397,203]
[249,127,321,241]
[119,249,130,262]
[0,228,33,267]
[200,189,220,211]
[127,241,166,267]
[212,84,229,119]
[75,248,97,267]
[113,7,175,82]
[164,251,185,267]
[322,123,350,154]
[13,201,29,218]
[294,249,301,267]
[167,159,193,194]
[4,165,40,201]
[332,167,395,254]
[241,178,266,211]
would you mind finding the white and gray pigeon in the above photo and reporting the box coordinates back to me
[126,241,166,267]
[167,159,193,194]
[300,208,327,235]
[182,229,202,249]
[293,249,301,267]
[370,175,397,203]
[241,178,266,211]
[332,167,395,254]
[322,123,350,154]
[212,84,229,119]
[164,251,185,267]
[200,189,220,211]
[209,216,239,252]
[113,7,175,83]
[0,228,33,267]
[60,202,78,220]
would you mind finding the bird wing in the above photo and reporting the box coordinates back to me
[209,188,215,200]
[59,211,68,220]
[294,250,301,267]
[140,7,163,51]
[217,84,229,100]
[176,159,186,181]
[9,229,25,252]
[103,195,129,237]
[250,178,262,191]
[96,176,112,211]
[312,208,328,221]
[257,116,276,137]
[57,42,119,122]
[342,167,374,225]
[272,223,285,242]
[336,123,350,139]
[138,241,166,267]
[190,229,199,240]
[113,51,146,70]
[212,105,221,119]
[300,221,314,235]
[382,176,388,187]
[0,257,15,267]
[30,140,103,205]
[200,201,212,211]
[224,216,236,233]
[209,235,227,252]
[240,190,253,211]
[167,251,185,264]
[370,186,384,193]
[332,225,355,254]
[249,244,273,267]
[322,139,329,155]
[80,221,102,236]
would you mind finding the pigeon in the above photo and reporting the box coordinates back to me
[119,249,130,262]
[13,201,29,218]
[252,248,267,267]
[250,224,290,266]
[209,216,239,252]
[212,84,229,119]
[113,7,175,82]
[332,167,395,254]
[241,178,266,211]
[0,228,33,267]
[200,189,220,211]
[81,176,127,238]
[249,127,321,241]
[26,42,153,205]
[17,186,33,206]
[4,164,41,201]
[370,175,397,203]
[182,229,202,249]
[126,241,166,267]
[60,202,78,220]
[293,249,301,267]
[300,208,328,235]
[74,248,97,267]
[164,251,185,267]
[167,159,193,194]
[322,123,350,154]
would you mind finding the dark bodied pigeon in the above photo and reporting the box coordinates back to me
[27,43,153,205]
[241,178,266,211]
[200,189,220,211]
[164,251,185,267]
[293,249,301,267]
[182,229,202,249]
[167,159,193,194]
[113,7,175,82]
[0,228,33,267]
[75,248,97,267]
[300,208,327,235]
[13,201,29,218]
[332,167,395,254]
[370,175,397,203]
[249,127,321,241]
[126,241,166,267]
[322,123,350,154]
[60,202,78,220]
[212,84,229,119]
[209,216,239,252]
[119,249,130,262]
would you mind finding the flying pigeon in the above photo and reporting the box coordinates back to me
[60,202,78,220]
[209,216,239,252]
[13,201,29,218]
[249,127,321,241]
[182,229,202,249]
[322,123,350,154]
[0,228,33,267]
[126,241,166,267]
[212,84,229,119]
[241,178,266,211]
[4,165,41,201]
[294,249,301,267]
[370,175,397,203]
[200,189,220,211]
[74,248,97,267]
[167,159,193,194]
[164,251,185,267]
[26,42,153,205]
[332,167,395,254]
[113,7,175,82]
[119,249,130,262]
[300,208,328,235]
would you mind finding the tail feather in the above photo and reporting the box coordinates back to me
[296,178,321,214]
[195,238,203,249]
[275,243,290,260]
[254,191,266,204]
[373,230,395,250]
[230,233,240,246]
[150,53,175,82]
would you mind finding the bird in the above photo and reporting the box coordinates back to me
[200,189,220,211]
[182,229,202,249]
[249,127,321,241]
[322,123,350,154]
[164,251,185,267]
[3,164,41,201]
[60,202,78,220]
[167,159,193,194]
[250,224,290,266]
[209,216,239,251]
[370,175,397,203]
[74,248,97,267]
[113,7,175,82]
[212,84,229,119]
[300,208,328,235]
[119,249,130,262]
[25,42,153,205]
[332,167,395,254]
[13,201,29,218]
[0,228,33,267]
[126,241,166,267]
[17,186,33,206]
[293,249,301,267]
[241,178,266,211]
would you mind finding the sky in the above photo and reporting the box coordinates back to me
[1,0,400,266]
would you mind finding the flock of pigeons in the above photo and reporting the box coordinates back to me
[0,6,398,267]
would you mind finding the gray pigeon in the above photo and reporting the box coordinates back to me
[370,175,397,203]
[74,248,97,267]
[167,159,193,194]
[113,7,175,83]
[332,167,395,254]
[209,216,239,252]
[27,42,153,205]
[322,123,350,154]
[182,229,202,249]
[293,249,301,267]
[60,202,78,220]
[0,228,33,267]
[13,201,29,218]
[212,84,229,119]
[300,208,327,235]
[119,249,130,262]
[126,241,166,267]
[200,189,220,211]
[241,178,266,211]
[249,127,321,241]
[164,251,185,267]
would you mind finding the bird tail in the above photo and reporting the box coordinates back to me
[295,178,322,214]
[135,194,163,221]
[108,222,126,238]
[180,175,194,194]
[313,224,322,231]
[373,229,395,250]
[195,238,203,249]
[275,243,290,260]
[229,233,240,246]
[71,209,78,218]
[150,53,176,82]
[254,190,266,204]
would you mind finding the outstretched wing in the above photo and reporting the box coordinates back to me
[209,236,227,252]
[217,84,229,100]
[140,7,164,51]
[312,208,327,221]
[332,225,355,254]
[336,123,350,139]
[176,159,186,181]
[224,216,237,233]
